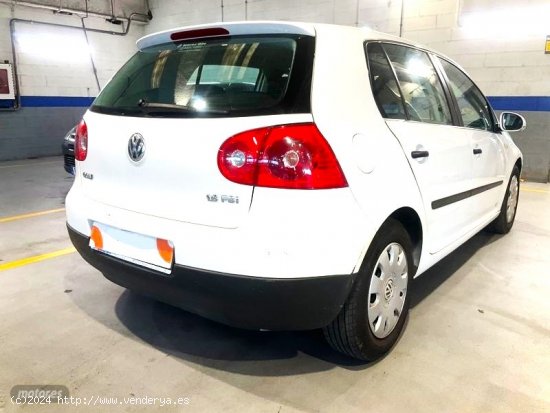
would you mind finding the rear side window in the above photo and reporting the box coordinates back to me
[382,44,453,125]
[366,43,406,120]
[438,58,494,131]
[92,35,314,117]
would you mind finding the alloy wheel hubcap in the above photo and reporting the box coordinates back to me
[506,175,519,223]
[367,243,408,339]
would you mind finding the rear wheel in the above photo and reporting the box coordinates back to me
[323,218,413,360]
[487,166,520,234]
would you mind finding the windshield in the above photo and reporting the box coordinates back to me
[91,35,314,118]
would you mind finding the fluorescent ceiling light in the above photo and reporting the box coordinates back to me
[460,5,550,38]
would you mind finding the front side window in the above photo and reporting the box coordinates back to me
[383,44,453,125]
[92,35,313,117]
[438,58,494,131]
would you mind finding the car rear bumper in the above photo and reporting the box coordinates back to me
[66,182,369,279]
[68,224,354,331]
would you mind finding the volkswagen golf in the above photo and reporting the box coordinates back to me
[66,21,525,360]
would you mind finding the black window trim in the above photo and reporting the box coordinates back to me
[364,41,410,120]
[434,55,500,133]
[364,39,500,133]
[428,52,462,127]
[365,40,456,127]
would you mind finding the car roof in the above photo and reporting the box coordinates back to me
[136,21,463,71]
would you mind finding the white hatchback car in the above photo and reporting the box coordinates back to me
[66,21,525,360]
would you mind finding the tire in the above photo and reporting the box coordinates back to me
[323,218,413,360]
[487,166,520,234]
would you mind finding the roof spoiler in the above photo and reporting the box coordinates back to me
[136,21,315,50]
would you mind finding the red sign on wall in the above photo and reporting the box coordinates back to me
[0,69,9,94]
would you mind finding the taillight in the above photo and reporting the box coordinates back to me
[218,123,348,189]
[75,119,88,161]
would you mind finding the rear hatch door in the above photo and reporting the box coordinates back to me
[80,31,314,229]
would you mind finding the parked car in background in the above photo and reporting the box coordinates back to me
[66,22,525,361]
[62,126,76,175]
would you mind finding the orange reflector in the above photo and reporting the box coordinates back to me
[90,225,103,250]
[156,238,174,264]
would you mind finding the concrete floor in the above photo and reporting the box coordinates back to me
[0,156,549,413]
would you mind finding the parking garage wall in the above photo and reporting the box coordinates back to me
[0,4,143,161]
[145,0,550,182]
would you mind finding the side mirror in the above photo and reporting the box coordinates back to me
[499,112,526,132]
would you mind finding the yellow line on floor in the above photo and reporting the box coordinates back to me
[0,247,76,272]
[0,208,65,223]
[521,187,550,194]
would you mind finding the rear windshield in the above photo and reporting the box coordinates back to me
[91,35,314,118]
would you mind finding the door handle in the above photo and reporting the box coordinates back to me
[473,148,482,155]
[411,150,430,159]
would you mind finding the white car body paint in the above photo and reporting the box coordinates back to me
[66,22,522,284]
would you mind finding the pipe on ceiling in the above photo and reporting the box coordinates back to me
[0,0,151,23]
[399,0,405,37]
[3,7,151,111]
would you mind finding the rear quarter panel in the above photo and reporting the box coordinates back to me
[310,25,428,274]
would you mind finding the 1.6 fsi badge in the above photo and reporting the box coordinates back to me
[206,194,239,204]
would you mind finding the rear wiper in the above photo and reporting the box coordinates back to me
[137,99,228,114]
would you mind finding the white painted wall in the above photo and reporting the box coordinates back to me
[0,3,144,97]
[145,0,550,97]
[3,0,547,98]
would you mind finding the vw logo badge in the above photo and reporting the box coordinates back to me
[128,133,145,162]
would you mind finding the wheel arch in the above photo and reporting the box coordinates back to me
[514,157,522,174]
[388,207,423,270]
